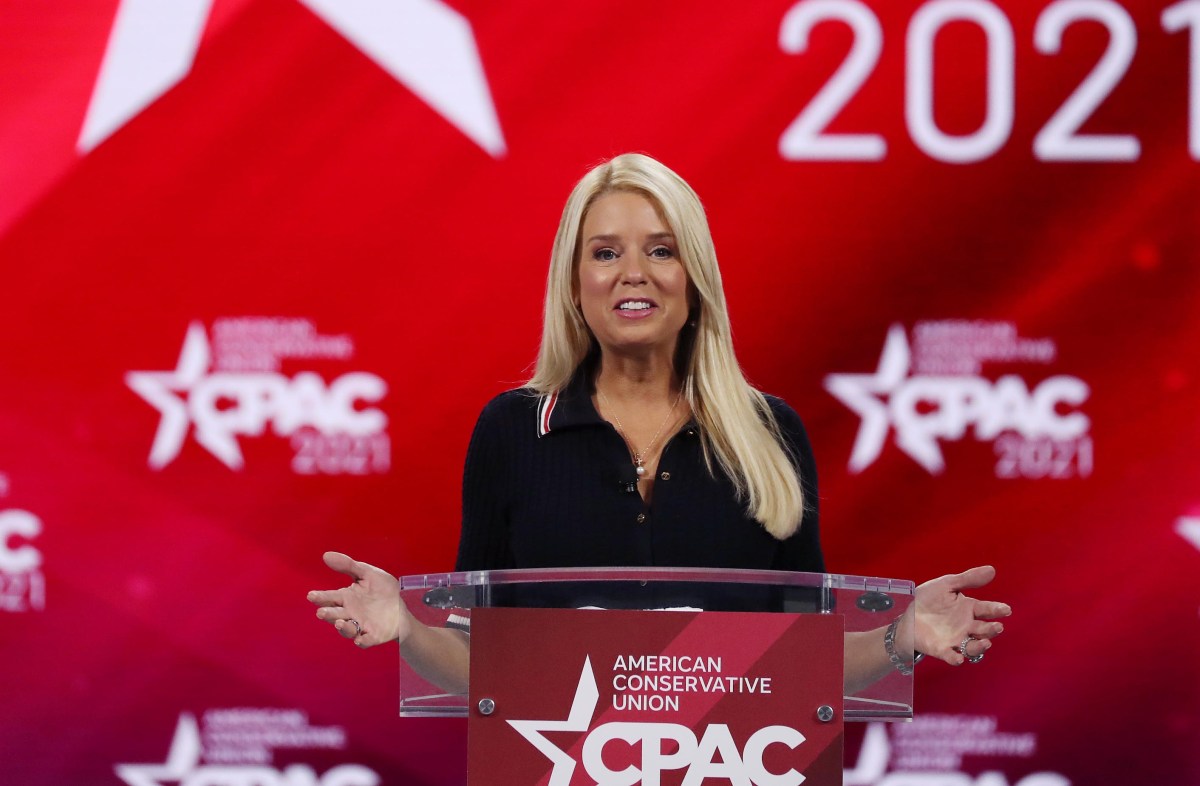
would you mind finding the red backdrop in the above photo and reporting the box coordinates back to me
[1,0,1197,783]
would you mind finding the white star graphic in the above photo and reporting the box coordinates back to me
[79,0,505,156]
[843,722,889,786]
[507,657,600,786]
[114,713,201,786]
[824,324,927,473]
[126,322,244,470]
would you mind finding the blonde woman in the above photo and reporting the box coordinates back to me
[309,154,1010,694]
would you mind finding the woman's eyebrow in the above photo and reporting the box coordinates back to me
[585,231,675,243]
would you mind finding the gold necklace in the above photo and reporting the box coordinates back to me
[597,388,683,478]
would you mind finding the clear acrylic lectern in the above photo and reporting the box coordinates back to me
[397,567,915,722]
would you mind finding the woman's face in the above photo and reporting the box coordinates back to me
[576,191,691,361]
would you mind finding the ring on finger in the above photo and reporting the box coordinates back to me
[956,635,984,664]
[348,619,362,637]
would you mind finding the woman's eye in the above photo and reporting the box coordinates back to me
[650,246,675,259]
[593,248,618,262]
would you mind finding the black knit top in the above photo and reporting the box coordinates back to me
[454,372,824,574]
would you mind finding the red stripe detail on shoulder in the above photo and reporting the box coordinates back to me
[539,392,558,436]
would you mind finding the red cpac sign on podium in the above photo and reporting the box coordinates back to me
[468,607,844,786]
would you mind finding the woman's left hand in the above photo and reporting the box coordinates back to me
[912,565,1011,665]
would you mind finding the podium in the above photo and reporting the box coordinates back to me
[398,567,914,785]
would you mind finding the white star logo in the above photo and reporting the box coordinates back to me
[824,324,933,472]
[843,723,889,786]
[125,322,245,470]
[507,657,600,786]
[79,0,506,156]
[114,713,201,786]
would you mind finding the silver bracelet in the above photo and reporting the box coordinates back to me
[884,617,922,675]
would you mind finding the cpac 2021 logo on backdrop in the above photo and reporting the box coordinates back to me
[127,318,390,475]
[826,321,1092,478]
[845,715,1070,786]
[115,708,380,786]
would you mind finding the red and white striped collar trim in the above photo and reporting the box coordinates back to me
[536,391,559,437]
[535,373,611,437]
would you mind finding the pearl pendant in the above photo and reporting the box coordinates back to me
[635,464,646,477]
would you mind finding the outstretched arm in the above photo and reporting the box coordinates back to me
[844,566,1012,695]
[309,556,1010,698]
[307,552,470,694]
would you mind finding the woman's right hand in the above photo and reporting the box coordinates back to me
[307,552,407,649]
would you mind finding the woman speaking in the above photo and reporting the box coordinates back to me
[308,153,1010,694]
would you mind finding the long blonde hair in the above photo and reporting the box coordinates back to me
[527,153,806,539]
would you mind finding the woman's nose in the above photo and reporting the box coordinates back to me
[618,254,649,283]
